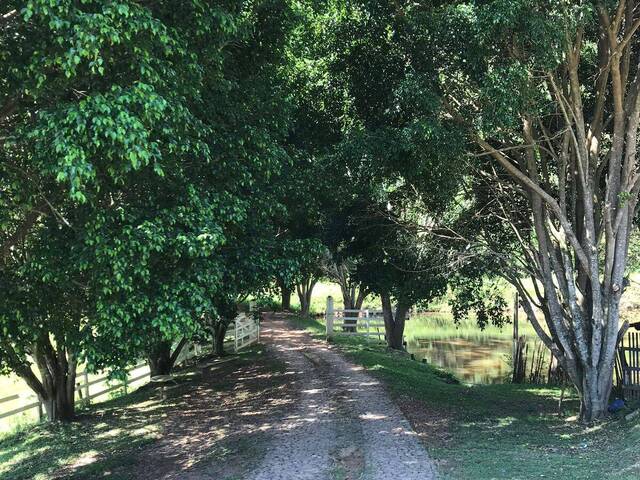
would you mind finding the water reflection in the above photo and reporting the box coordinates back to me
[406,336,513,384]
[404,314,540,384]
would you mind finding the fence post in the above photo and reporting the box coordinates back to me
[84,370,90,404]
[326,296,334,340]
[234,317,239,353]
[365,309,370,336]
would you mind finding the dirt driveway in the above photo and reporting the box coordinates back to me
[96,314,437,480]
[245,314,437,480]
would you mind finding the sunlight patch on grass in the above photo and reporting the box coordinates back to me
[68,449,100,468]
[0,446,45,475]
[132,399,166,413]
[522,387,567,397]
[94,427,122,440]
[367,364,385,372]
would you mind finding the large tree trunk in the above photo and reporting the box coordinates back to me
[340,281,367,333]
[276,277,292,311]
[340,281,367,311]
[380,293,409,350]
[281,286,292,311]
[579,370,610,422]
[30,337,77,422]
[41,369,76,422]
[296,275,318,317]
[354,289,366,310]
[213,321,228,356]
[323,261,368,331]
[147,338,187,377]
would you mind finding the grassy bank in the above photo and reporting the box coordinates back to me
[291,315,640,480]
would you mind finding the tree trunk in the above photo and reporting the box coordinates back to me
[339,281,366,332]
[296,276,318,317]
[276,277,292,311]
[281,287,291,311]
[380,293,409,350]
[297,287,309,316]
[148,338,187,377]
[213,322,228,356]
[42,371,76,422]
[354,288,366,310]
[32,339,77,422]
[516,282,628,422]
[578,372,609,422]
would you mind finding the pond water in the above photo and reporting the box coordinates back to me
[404,314,542,385]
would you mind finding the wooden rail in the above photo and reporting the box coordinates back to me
[618,332,640,401]
[0,308,263,425]
[233,313,260,351]
[0,312,262,425]
[325,297,388,340]
[0,344,202,423]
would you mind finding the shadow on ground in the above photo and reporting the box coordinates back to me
[0,346,297,480]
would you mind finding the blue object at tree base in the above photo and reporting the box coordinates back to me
[608,398,625,413]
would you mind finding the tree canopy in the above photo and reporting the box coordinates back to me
[4,0,640,424]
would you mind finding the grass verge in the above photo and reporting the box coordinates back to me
[0,346,283,480]
[291,314,640,480]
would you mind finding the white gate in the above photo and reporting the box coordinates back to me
[325,296,386,340]
[234,313,260,351]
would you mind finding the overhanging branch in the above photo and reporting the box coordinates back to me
[475,137,592,276]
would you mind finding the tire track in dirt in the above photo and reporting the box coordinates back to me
[247,314,437,480]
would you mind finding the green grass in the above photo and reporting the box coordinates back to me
[332,335,640,479]
[288,314,326,335]
[0,347,272,480]
[0,386,161,480]
[6,309,640,480]
[404,313,538,341]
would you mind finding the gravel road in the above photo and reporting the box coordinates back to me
[246,314,437,480]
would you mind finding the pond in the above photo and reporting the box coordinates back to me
[404,313,543,385]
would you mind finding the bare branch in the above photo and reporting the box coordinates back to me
[475,136,591,275]
[0,10,18,29]
[1,202,47,263]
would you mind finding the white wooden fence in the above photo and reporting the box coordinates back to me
[0,313,261,426]
[233,313,260,351]
[325,296,386,340]
[0,343,206,424]
[0,361,152,423]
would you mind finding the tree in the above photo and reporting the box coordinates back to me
[324,256,369,312]
[395,0,640,420]
[0,0,297,419]
[0,0,227,420]
[89,0,300,364]
[292,1,460,345]
[0,220,87,421]
[295,255,323,317]
[352,205,449,349]
[147,338,188,377]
